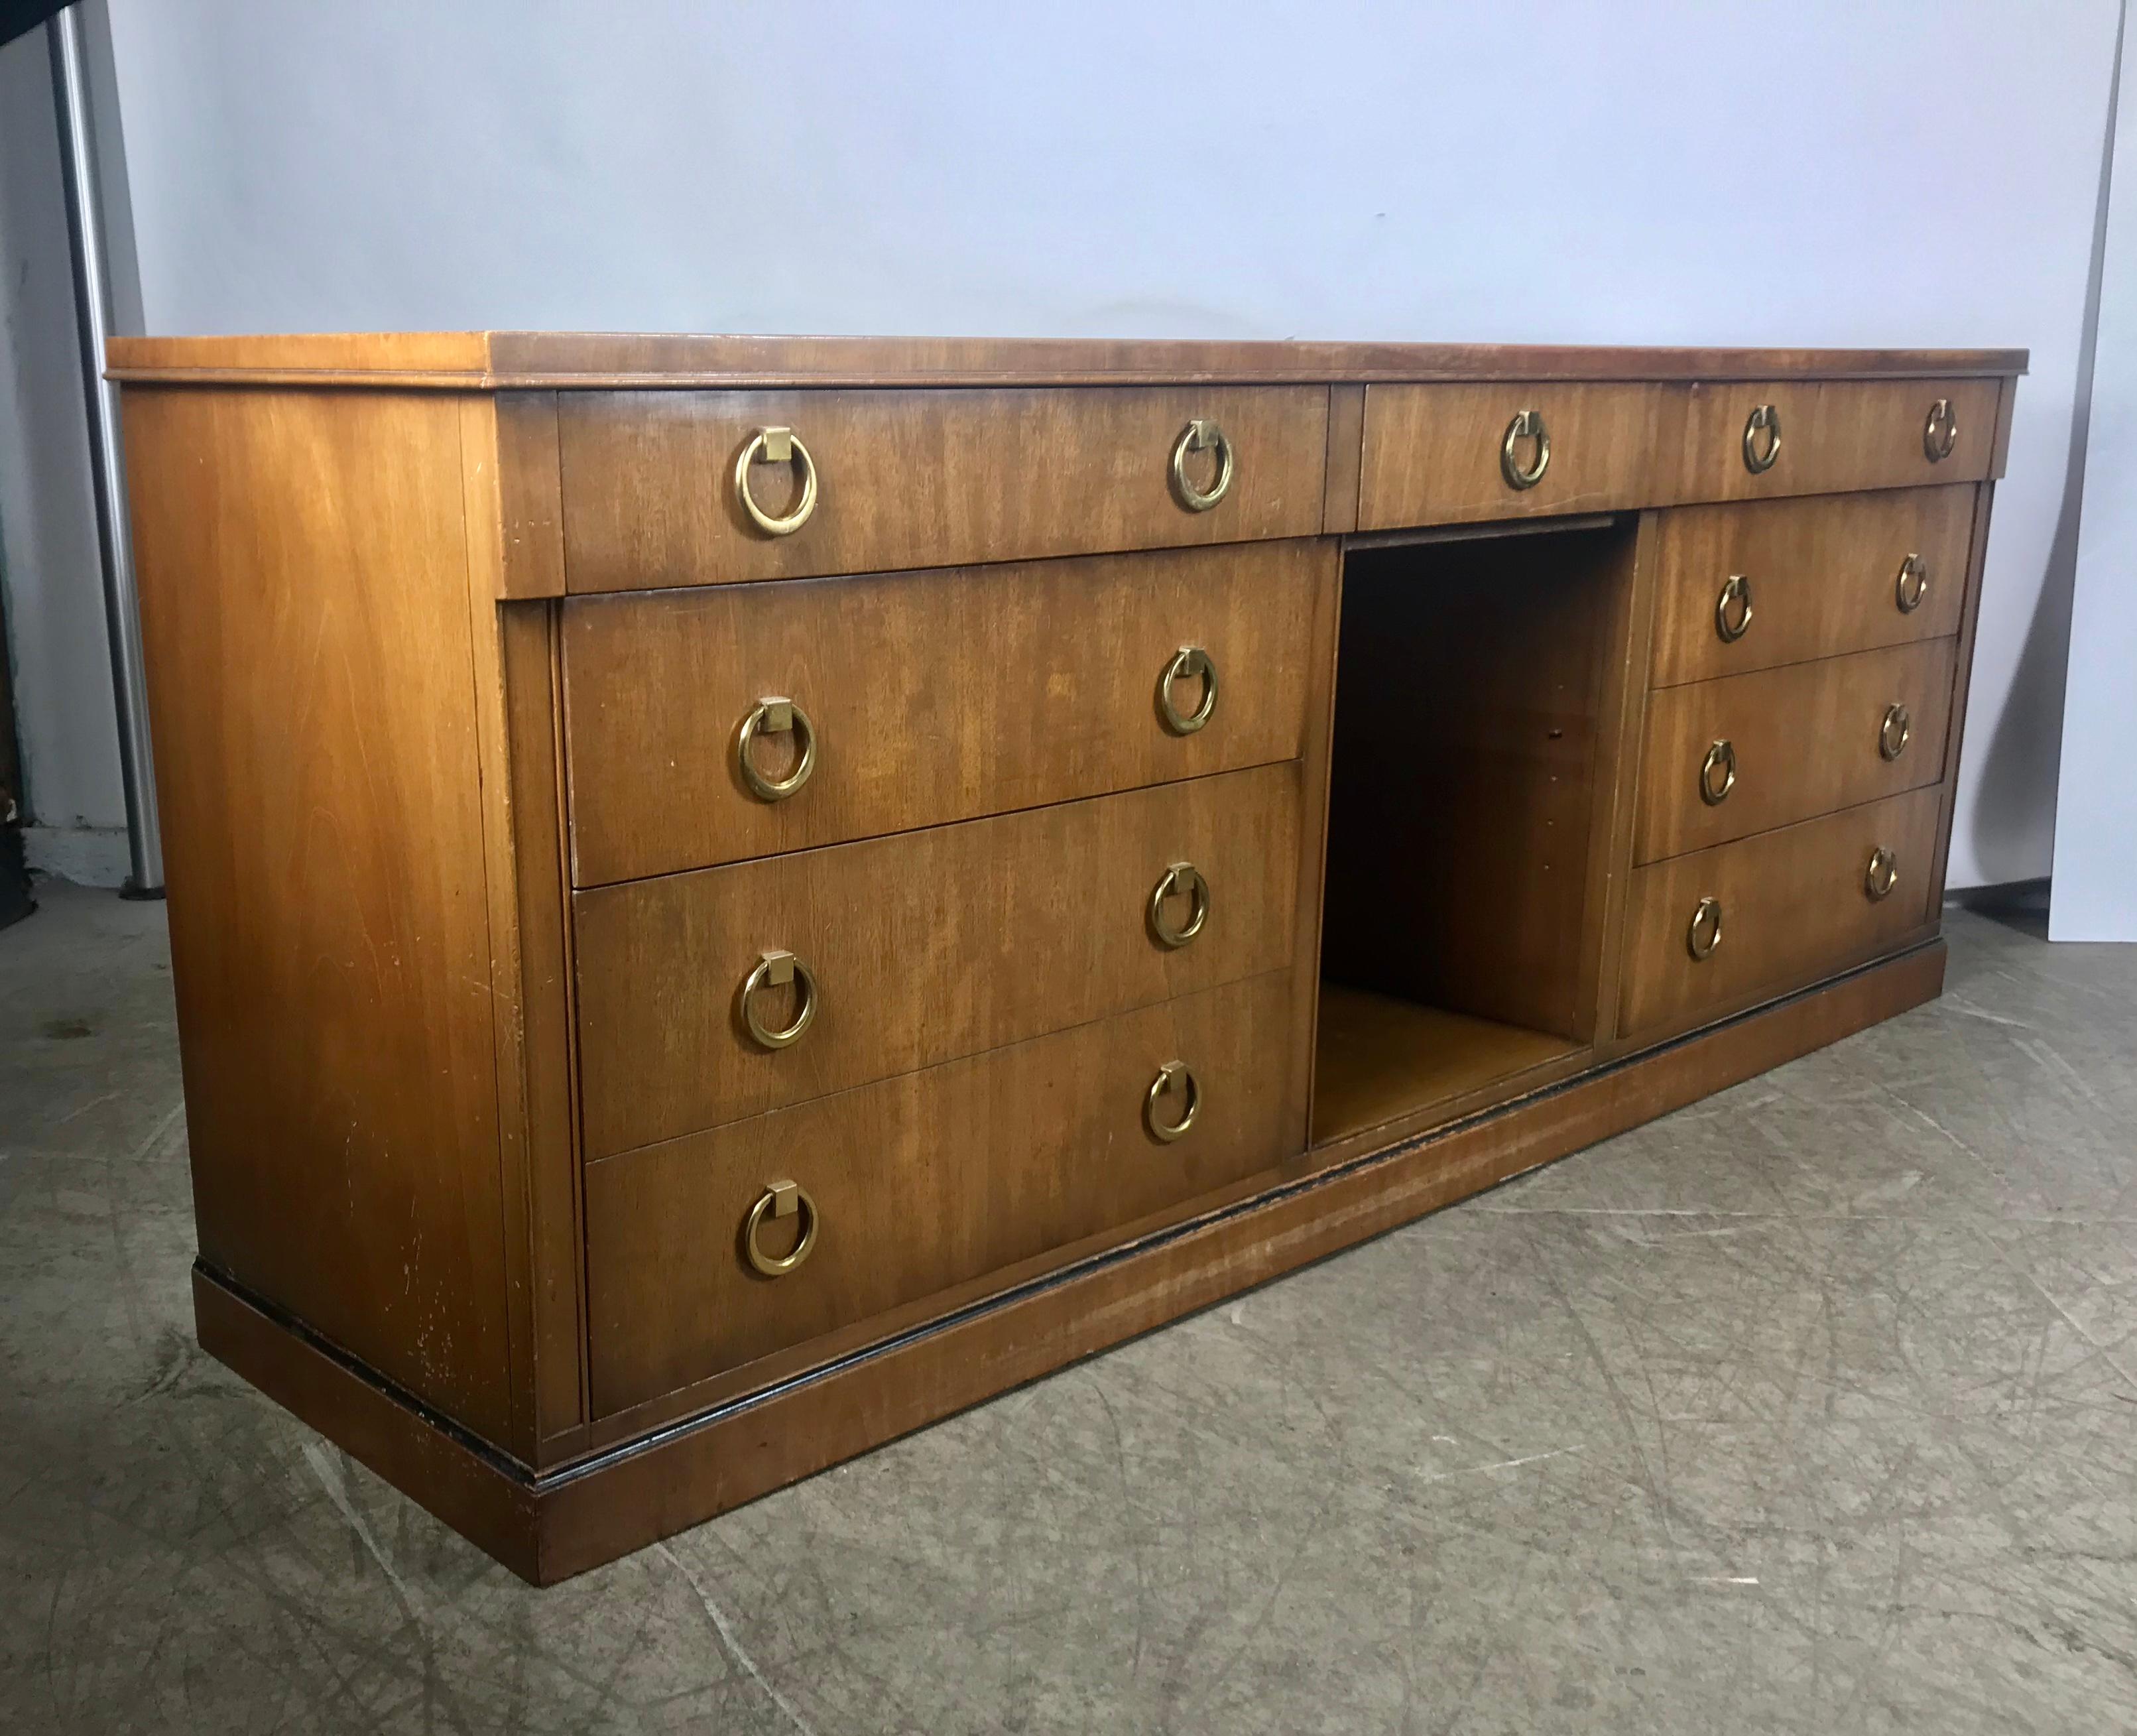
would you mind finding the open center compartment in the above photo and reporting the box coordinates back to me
[1313,516,1638,1145]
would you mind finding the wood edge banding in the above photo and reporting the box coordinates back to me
[107,333,2031,391]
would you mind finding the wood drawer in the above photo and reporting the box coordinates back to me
[555,386,1330,591]
[1672,379,2001,503]
[560,540,1332,885]
[583,972,1302,1416]
[1618,786,1941,1042]
[1634,639,1956,863]
[574,764,1301,1158]
[1651,487,1976,684]
[1357,383,1669,528]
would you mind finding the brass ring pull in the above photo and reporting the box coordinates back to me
[734,426,819,536]
[1699,739,1738,806]
[1923,398,1959,463]
[1879,702,1912,763]
[1500,408,1552,491]
[743,1179,819,1277]
[1144,1060,1200,1143]
[1148,861,1209,948]
[739,949,818,1050]
[1687,896,1724,961]
[1715,573,1754,643]
[735,697,818,802]
[1158,645,1218,735]
[1864,846,1900,902]
[1170,419,1234,512]
[1880,701,1914,761]
[1742,404,1782,473]
[1894,554,1929,615]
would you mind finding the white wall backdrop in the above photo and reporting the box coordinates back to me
[96,0,2124,889]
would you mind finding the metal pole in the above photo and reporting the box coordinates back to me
[48,3,162,898]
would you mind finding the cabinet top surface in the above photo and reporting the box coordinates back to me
[105,332,2029,391]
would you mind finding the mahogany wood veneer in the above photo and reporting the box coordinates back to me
[110,333,2022,1583]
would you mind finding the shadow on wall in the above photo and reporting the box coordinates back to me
[1969,11,2120,887]
[1969,416,2082,878]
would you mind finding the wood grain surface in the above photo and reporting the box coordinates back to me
[539,940,1947,1581]
[1649,486,1975,684]
[1670,379,2003,503]
[1618,785,1943,1040]
[1322,523,1634,1040]
[1359,383,1672,528]
[1310,987,1583,1145]
[574,764,1304,1157]
[124,387,515,1443]
[583,971,1302,1415]
[107,331,2028,389]
[1633,638,1957,862]
[560,540,1332,884]
[191,942,1947,1583]
[556,386,1329,589]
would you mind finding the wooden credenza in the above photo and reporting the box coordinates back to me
[107,334,2022,1583]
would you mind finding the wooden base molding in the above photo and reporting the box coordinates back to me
[196,941,1943,1586]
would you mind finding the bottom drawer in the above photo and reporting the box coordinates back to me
[585,971,1304,1418]
[1618,786,1942,1042]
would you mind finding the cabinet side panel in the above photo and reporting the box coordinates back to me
[1927,482,1998,907]
[123,386,515,1446]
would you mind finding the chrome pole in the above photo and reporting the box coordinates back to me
[48,3,162,898]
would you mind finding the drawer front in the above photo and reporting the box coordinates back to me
[561,541,1332,885]
[1618,786,1941,1041]
[1357,383,1670,528]
[574,764,1301,1158]
[1672,379,2001,503]
[556,386,1330,591]
[1634,639,1956,863]
[584,971,1303,1416]
[1651,487,1976,684]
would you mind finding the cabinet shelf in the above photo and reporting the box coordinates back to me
[1311,986,1583,1145]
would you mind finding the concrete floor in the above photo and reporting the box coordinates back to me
[3,880,2135,1734]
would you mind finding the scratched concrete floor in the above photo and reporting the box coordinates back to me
[3,877,2136,1733]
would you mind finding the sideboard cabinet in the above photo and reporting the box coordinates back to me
[105,334,2022,1582]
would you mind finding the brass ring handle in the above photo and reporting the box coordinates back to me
[1865,846,1900,902]
[734,426,819,536]
[735,697,818,802]
[1894,554,1929,615]
[1148,861,1210,949]
[1170,419,1235,512]
[1923,398,1959,463]
[1715,574,1754,643]
[1500,408,1552,491]
[1742,404,1782,474]
[739,949,818,1049]
[1879,702,1912,763]
[1687,896,1724,961]
[1144,1060,1200,1143]
[1699,739,1738,806]
[743,1179,819,1277]
[1158,645,1218,735]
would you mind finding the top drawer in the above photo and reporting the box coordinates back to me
[1671,378,2001,502]
[1357,383,1670,528]
[556,387,1331,591]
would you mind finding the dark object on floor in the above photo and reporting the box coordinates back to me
[0,826,31,933]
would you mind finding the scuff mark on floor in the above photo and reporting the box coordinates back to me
[658,1539,819,1735]
[1418,1446,1583,1483]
